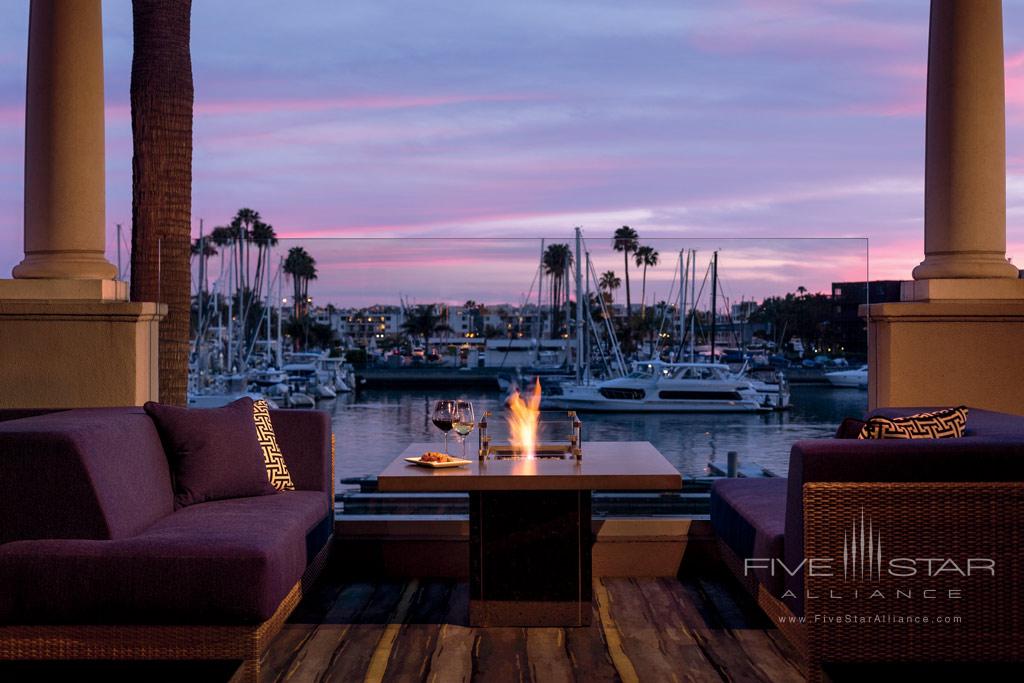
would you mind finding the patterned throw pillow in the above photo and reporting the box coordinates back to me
[858,406,968,440]
[252,399,295,491]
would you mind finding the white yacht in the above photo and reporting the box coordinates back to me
[825,365,868,389]
[541,361,770,413]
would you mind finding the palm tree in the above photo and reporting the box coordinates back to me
[190,235,216,294]
[612,226,639,318]
[283,246,317,319]
[129,0,194,405]
[233,207,260,296]
[543,243,573,338]
[599,270,620,305]
[401,305,454,348]
[634,245,660,318]
[250,219,278,301]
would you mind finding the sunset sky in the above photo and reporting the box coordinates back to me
[1,1,1023,306]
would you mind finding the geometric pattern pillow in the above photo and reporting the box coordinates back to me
[858,406,968,440]
[253,399,295,491]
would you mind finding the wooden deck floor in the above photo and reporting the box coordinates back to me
[261,575,806,682]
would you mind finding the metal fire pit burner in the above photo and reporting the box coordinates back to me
[477,411,582,460]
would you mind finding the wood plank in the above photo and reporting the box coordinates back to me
[563,603,622,683]
[731,630,805,683]
[634,579,725,683]
[595,578,669,683]
[667,579,777,683]
[319,582,407,683]
[471,627,532,682]
[425,582,474,683]
[379,581,454,683]
[697,577,771,629]
[280,582,379,682]
[262,580,349,682]
[525,628,574,683]
[365,581,420,683]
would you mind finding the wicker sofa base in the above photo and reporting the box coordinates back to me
[0,536,333,683]
[717,480,1024,682]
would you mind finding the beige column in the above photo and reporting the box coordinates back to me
[912,0,1018,281]
[0,0,163,408]
[863,0,1024,415]
[12,0,117,281]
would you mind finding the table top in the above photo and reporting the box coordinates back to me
[377,441,682,492]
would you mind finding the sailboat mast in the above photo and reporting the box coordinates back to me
[194,219,205,358]
[276,256,284,368]
[227,245,234,372]
[689,249,697,362]
[678,249,685,361]
[574,227,583,383]
[536,238,545,341]
[710,250,718,362]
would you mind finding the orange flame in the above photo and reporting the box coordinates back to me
[507,377,542,458]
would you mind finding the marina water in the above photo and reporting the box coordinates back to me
[328,384,868,486]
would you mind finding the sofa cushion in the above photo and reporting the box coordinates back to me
[253,399,294,491]
[145,397,276,508]
[0,408,174,543]
[710,478,787,595]
[0,491,329,625]
[859,406,967,439]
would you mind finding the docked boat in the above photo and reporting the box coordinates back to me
[541,361,771,413]
[734,365,790,410]
[825,365,868,389]
[187,374,277,408]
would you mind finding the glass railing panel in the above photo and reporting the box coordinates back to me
[187,235,868,513]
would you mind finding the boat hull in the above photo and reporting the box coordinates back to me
[541,395,769,413]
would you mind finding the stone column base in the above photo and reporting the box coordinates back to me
[0,299,166,408]
[860,300,1024,415]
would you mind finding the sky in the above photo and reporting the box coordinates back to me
[1,1,1023,307]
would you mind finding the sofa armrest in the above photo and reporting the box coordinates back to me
[789,437,1024,487]
[270,409,332,500]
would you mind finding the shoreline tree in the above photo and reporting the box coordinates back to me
[599,270,620,305]
[634,245,659,319]
[612,226,639,318]
[543,243,573,338]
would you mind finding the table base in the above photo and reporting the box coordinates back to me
[469,490,592,627]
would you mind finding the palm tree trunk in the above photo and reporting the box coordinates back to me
[622,251,632,318]
[640,263,648,319]
[130,0,194,406]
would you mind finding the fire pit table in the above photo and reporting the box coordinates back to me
[377,441,681,627]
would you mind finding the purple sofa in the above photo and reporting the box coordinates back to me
[0,406,333,681]
[711,407,1024,680]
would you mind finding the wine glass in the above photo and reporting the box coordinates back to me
[432,399,456,454]
[452,400,476,458]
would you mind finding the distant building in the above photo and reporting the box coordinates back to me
[831,280,903,353]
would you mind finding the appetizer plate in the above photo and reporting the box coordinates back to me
[404,456,473,469]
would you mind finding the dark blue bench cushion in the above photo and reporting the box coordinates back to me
[711,477,787,595]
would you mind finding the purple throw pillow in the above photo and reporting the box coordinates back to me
[835,417,867,439]
[144,397,277,508]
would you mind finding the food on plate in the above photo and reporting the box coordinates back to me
[420,451,455,463]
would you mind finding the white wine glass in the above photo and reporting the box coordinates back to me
[452,400,476,459]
